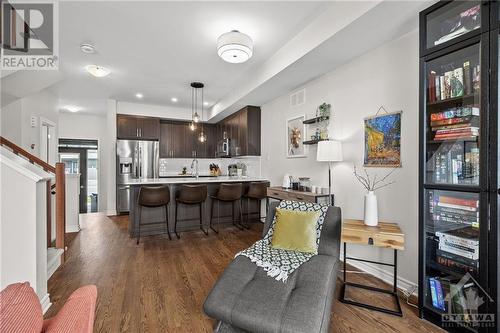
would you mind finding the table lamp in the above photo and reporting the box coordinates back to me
[316,140,343,205]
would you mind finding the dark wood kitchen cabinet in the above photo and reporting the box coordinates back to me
[228,106,261,156]
[160,121,189,158]
[117,114,160,140]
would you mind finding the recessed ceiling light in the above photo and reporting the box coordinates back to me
[80,43,96,54]
[217,30,253,64]
[85,65,111,77]
[203,101,209,106]
[63,105,81,113]
[135,93,144,99]
[171,97,178,102]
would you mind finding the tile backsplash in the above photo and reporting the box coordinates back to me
[159,156,261,177]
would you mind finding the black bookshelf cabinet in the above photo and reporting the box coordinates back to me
[419,1,498,332]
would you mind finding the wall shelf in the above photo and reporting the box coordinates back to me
[303,139,327,145]
[303,116,329,124]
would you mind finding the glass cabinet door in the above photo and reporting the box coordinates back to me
[423,189,481,332]
[424,1,481,51]
[424,43,481,187]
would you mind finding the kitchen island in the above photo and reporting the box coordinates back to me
[125,176,269,238]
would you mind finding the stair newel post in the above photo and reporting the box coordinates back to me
[55,163,66,256]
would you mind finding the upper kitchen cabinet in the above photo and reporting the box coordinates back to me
[236,106,261,156]
[117,114,160,140]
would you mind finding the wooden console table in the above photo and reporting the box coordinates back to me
[266,186,334,205]
[340,219,405,317]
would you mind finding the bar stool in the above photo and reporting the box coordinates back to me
[137,185,171,244]
[174,184,208,238]
[243,182,268,228]
[210,183,244,233]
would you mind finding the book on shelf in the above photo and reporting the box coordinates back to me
[436,248,479,274]
[430,107,479,121]
[430,115,479,127]
[472,64,480,93]
[432,144,479,184]
[428,62,477,102]
[429,277,446,311]
[463,61,471,95]
[436,227,480,260]
[429,193,480,227]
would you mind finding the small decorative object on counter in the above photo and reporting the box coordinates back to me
[298,177,311,192]
[209,163,221,176]
[181,166,188,175]
[353,166,397,226]
[228,164,238,177]
[236,162,247,177]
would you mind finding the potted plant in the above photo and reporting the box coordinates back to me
[317,103,331,140]
[353,166,396,226]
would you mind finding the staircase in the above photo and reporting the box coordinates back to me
[0,136,66,312]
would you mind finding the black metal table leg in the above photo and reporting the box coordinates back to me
[340,242,403,317]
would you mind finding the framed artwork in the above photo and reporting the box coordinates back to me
[286,115,306,158]
[364,110,402,167]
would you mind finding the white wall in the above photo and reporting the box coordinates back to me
[118,101,193,121]
[261,30,419,288]
[59,113,107,212]
[0,90,58,160]
[0,100,22,144]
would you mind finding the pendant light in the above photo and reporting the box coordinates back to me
[190,82,207,143]
[189,86,197,131]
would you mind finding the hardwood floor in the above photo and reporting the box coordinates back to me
[46,213,444,333]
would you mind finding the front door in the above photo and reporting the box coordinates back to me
[58,139,99,213]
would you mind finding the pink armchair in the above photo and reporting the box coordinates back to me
[0,282,97,333]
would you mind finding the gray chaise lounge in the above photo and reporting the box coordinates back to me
[203,201,341,333]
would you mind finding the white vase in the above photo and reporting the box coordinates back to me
[364,191,378,226]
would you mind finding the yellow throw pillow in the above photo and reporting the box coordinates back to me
[271,208,320,254]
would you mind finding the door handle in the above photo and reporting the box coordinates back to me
[498,188,500,195]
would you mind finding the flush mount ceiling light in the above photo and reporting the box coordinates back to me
[63,105,81,113]
[85,65,111,77]
[135,93,143,99]
[171,97,178,103]
[217,30,253,64]
[80,43,96,54]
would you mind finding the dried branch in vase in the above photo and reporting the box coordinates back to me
[353,166,397,192]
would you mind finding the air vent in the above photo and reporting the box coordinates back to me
[290,89,305,107]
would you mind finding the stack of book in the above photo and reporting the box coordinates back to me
[427,62,480,103]
[436,226,479,275]
[430,194,480,229]
[430,106,480,141]
[432,144,479,184]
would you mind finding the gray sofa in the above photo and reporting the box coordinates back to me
[203,201,342,333]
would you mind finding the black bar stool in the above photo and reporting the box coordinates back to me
[137,185,171,244]
[174,184,208,238]
[210,183,243,233]
[243,182,268,228]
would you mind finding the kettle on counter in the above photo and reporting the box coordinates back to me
[282,174,293,189]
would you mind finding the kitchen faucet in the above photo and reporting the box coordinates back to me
[191,158,199,179]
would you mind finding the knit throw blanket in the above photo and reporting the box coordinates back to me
[236,200,328,282]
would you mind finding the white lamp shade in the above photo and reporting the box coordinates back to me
[317,140,343,162]
[217,30,253,64]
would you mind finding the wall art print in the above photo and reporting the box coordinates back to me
[364,111,402,167]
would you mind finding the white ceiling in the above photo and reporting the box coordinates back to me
[49,1,327,114]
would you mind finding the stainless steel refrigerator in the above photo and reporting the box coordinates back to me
[116,140,159,213]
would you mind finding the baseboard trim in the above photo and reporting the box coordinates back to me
[40,293,52,314]
[107,209,117,216]
[47,248,64,278]
[340,249,418,297]
[66,225,80,233]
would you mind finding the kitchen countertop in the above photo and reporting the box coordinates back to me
[122,176,269,185]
